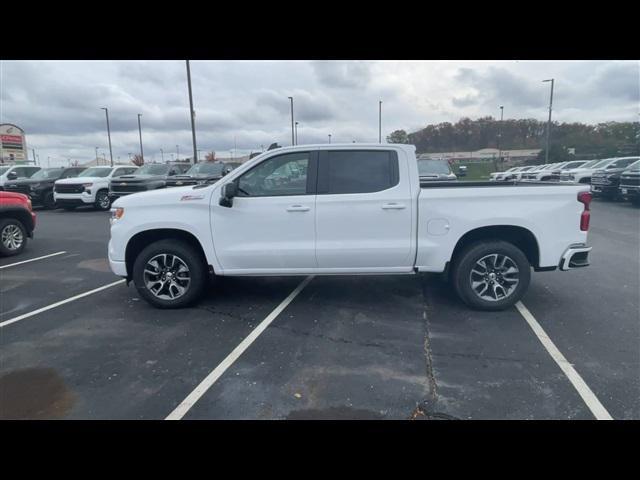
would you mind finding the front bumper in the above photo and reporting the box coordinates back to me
[54,192,95,204]
[559,245,592,271]
[590,184,618,195]
[619,185,640,197]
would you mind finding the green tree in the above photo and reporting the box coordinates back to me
[387,129,409,144]
[536,144,575,164]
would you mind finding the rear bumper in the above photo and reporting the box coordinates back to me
[559,245,592,271]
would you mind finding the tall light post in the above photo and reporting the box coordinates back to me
[379,100,382,143]
[95,147,99,165]
[497,105,504,167]
[101,107,114,167]
[543,78,554,164]
[295,121,299,145]
[160,148,164,163]
[137,113,144,164]
[186,60,198,164]
[328,134,332,144]
[288,96,295,145]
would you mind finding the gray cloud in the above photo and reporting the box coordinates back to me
[1,60,637,166]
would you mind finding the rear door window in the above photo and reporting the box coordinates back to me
[319,150,398,194]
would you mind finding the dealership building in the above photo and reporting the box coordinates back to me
[0,123,29,164]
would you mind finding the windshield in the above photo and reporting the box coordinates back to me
[186,163,225,175]
[136,164,170,175]
[78,167,112,178]
[418,160,452,175]
[626,160,640,171]
[0,167,10,175]
[30,168,63,180]
[562,161,587,169]
[591,159,616,169]
[610,157,640,169]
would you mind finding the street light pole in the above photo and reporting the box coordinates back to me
[295,121,299,145]
[328,134,331,144]
[288,96,295,146]
[95,147,99,165]
[160,148,164,163]
[497,105,504,167]
[186,60,198,164]
[137,113,144,164]
[543,78,554,164]
[101,107,114,167]
[379,100,382,143]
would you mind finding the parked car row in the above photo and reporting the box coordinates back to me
[489,156,640,205]
[1,161,236,212]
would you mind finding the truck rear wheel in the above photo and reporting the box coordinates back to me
[132,239,207,309]
[451,240,530,311]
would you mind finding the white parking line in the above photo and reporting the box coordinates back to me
[515,301,613,420]
[0,251,67,270]
[166,275,314,420]
[0,279,125,329]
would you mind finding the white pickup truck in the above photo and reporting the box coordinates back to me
[108,144,592,311]
[54,165,139,210]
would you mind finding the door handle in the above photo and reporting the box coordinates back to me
[381,203,406,210]
[286,205,310,212]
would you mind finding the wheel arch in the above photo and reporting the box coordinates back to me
[125,228,211,280]
[450,225,540,270]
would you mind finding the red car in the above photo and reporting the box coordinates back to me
[0,191,36,256]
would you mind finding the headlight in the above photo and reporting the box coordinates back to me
[110,207,124,223]
[82,183,93,188]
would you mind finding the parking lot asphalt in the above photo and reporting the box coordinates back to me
[0,199,638,419]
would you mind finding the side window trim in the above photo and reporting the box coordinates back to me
[235,151,318,197]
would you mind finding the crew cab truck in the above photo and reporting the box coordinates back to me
[108,144,593,311]
[54,165,139,210]
[619,161,640,206]
[4,167,86,209]
[0,191,36,256]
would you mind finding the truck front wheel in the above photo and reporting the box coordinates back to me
[451,240,531,311]
[132,240,207,309]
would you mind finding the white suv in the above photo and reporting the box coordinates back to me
[0,165,41,190]
[54,165,138,210]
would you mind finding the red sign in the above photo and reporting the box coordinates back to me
[1,135,22,142]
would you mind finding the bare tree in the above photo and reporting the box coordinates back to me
[132,154,144,166]
[204,151,216,162]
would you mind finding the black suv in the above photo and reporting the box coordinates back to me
[619,161,640,205]
[4,167,85,209]
[108,163,190,201]
[590,157,640,199]
[165,162,234,188]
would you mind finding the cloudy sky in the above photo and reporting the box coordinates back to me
[1,60,638,166]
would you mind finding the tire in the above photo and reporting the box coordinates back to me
[43,191,56,210]
[0,218,27,256]
[132,239,207,309]
[451,240,531,311]
[94,190,111,211]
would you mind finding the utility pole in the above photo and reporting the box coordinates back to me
[379,100,382,143]
[186,60,198,164]
[497,105,504,168]
[137,113,144,164]
[288,96,295,145]
[543,78,554,164]
[101,107,114,166]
